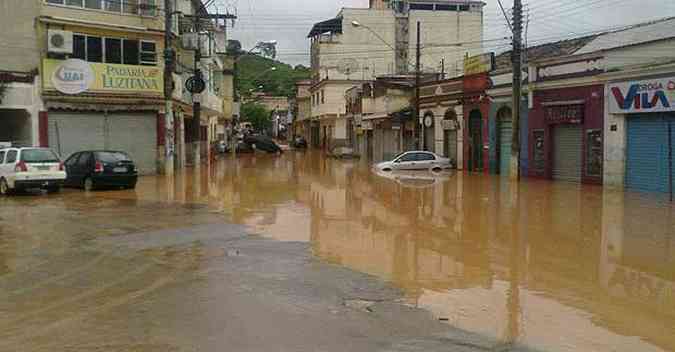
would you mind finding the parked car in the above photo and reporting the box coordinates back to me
[244,134,283,154]
[236,141,254,154]
[216,140,230,154]
[0,147,66,195]
[375,151,452,172]
[64,151,137,191]
[292,136,308,149]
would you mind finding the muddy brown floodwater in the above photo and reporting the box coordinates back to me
[1,151,674,351]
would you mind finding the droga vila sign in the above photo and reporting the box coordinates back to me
[609,77,675,114]
[44,59,163,95]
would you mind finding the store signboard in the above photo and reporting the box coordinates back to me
[609,77,675,113]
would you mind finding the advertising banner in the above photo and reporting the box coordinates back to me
[43,59,163,95]
[609,77,675,114]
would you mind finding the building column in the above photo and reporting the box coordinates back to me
[38,111,48,147]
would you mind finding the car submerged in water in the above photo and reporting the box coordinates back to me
[375,151,453,172]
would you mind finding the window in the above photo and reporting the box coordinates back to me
[435,4,457,11]
[73,35,86,60]
[21,149,59,163]
[586,130,603,177]
[85,0,101,9]
[139,0,156,16]
[123,39,140,65]
[532,130,545,172]
[0,151,5,164]
[140,41,157,65]
[416,153,435,161]
[105,38,122,64]
[65,153,80,167]
[87,36,103,62]
[105,0,121,12]
[6,150,17,164]
[66,0,84,6]
[399,153,416,162]
[96,151,130,162]
[77,152,92,167]
[123,0,138,14]
[410,3,434,11]
[47,0,64,4]
[459,4,470,11]
[321,90,325,104]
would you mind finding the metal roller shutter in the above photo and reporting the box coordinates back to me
[553,125,582,182]
[499,121,512,176]
[444,130,457,166]
[48,112,105,160]
[626,116,669,193]
[106,113,157,175]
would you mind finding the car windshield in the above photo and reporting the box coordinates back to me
[96,152,131,163]
[20,149,59,163]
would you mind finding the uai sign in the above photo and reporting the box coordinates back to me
[609,77,675,113]
[44,59,163,95]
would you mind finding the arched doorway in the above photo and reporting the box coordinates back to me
[423,111,435,152]
[443,109,458,168]
[468,109,483,172]
[496,107,513,175]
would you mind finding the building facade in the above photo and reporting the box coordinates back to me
[307,0,485,154]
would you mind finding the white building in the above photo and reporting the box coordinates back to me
[308,0,485,151]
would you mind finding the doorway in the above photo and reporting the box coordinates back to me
[468,109,483,172]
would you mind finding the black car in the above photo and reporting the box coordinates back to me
[64,151,138,191]
[243,135,283,153]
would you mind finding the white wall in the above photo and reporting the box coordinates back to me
[311,82,358,118]
[315,9,397,81]
[409,8,483,76]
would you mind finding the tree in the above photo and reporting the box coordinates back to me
[241,102,271,132]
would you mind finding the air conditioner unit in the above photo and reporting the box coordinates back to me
[48,30,73,54]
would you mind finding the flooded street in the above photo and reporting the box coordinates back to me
[1,151,674,351]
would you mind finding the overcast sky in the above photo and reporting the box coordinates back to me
[213,0,675,66]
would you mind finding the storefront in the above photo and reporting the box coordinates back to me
[418,78,463,169]
[607,76,675,194]
[41,58,164,175]
[462,73,491,173]
[528,85,604,184]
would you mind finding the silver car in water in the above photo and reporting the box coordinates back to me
[375,151,453,172]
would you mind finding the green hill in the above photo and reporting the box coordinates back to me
[236,54,310,98]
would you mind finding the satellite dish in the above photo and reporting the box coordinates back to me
[337,58,361,76]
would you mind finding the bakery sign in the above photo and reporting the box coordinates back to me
[43,59,163,95]
[609,77,675,113]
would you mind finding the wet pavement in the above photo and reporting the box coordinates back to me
[1,151,674,351]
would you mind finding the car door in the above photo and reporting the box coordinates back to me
[0,150,6,179]
[395,152,418,170]
[73,152,92,186]
[416,152,437,169]
[64,152,80,186]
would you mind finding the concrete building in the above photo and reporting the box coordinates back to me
[0,0,231,173]
[308,0,485,153]
[293,79,312,143]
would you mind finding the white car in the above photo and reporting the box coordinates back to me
[375,151,453,172]
[0,147,66,195]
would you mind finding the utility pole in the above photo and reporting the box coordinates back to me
[415,21,422,151]
[510,0,523,181]
[192,15,203,167]
[163,0,175,175]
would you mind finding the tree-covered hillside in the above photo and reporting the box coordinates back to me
[237,54,310,98]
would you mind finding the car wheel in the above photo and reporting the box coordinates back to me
[431,166,442,173]
[382,168,392,172]
[126,183,137,190]
[46,186,61,194]
[83,177,95,192]
[0,178,11,196]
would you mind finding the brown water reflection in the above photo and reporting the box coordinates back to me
[100,151,674,351]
